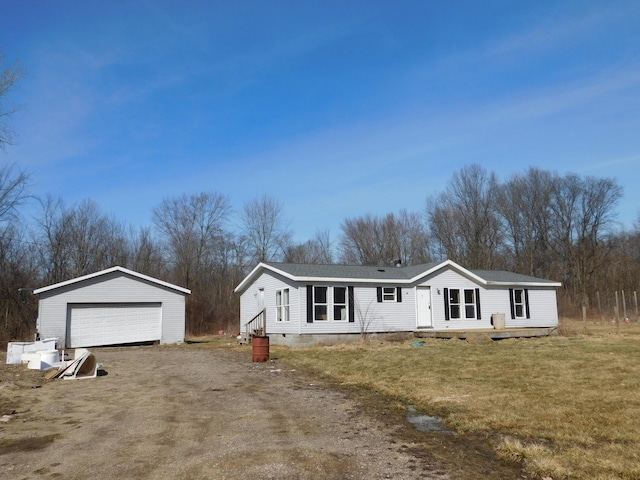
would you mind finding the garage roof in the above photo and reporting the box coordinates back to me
[33,266,191,295]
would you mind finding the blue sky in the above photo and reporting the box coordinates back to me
[2,1,640,242]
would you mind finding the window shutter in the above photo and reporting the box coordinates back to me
[509,289,515,319]
[524,289,530,319]
[444,288,450,321]
[377,287,382,303]
[348,286,355,322]
[475,288,481,320]
[396,287,402,302]
[306,285,313,323]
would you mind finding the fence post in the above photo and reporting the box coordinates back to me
[634,291,638,322]
[582,305,587,334]
[597,291,603,323]
[622,290,628,323]
[615,291,620,334]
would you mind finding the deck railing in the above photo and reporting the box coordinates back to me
[244,308,266,342]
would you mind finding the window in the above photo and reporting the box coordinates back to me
[464,289,476,319]
[510,288,529,319]
[382,287,396,302]
[307,285,353,323]
[377,286,402,303]
[448,289,460,319]
[314,286,328,321]
[334,287,347,321]
[445,287,481,320]
[276,288,290,322]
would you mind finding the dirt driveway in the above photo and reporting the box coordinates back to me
[0,345,523,479]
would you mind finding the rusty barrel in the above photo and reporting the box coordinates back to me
[252,336,269,362]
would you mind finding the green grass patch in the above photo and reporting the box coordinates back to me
[272,322,640,480]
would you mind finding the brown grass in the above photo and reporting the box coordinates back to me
[272,318,640,480]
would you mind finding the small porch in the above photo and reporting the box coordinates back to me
[238,308,266,344]
[413,326,558,340]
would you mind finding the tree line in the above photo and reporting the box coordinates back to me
[1,160,638,343]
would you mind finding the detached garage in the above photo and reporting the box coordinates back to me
[34,266,191,348]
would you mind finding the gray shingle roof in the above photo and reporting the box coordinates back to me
[235,260,561,293]
[263,261,441,280]
[470,269,560,284]
[262,262,559,284]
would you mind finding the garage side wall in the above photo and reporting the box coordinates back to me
[37,272,186,347]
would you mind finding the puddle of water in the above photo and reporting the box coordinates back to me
[406,405,453,434]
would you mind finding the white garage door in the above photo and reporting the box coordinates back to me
[68,303,162,348]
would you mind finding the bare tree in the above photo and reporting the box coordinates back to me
[0,163,30,223]
[34,195,73,283]
[0,52,25,149]
[241,194,292,264]
[496,167,555,276]
[339,213,380,265]
[284,229,334,264]
[153,192,231,288]
[34,196,129,283]
[547,174,623,307]
[0,221,39,342]
[127,226,166,278]
[339,210,430,266]
[66,199,128,277]
[427,164,502,269]
[152,192,233,335]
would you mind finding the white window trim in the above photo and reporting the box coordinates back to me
[464,289,476,319]
[313,285,349,322]
[313,286,329,321]
[513,289,525,318]
[276,288,290,322]
[382,286,397,303]
[333,286,348,322]
[448,288,460,319]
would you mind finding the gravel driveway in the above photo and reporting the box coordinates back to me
[0,345,523,479]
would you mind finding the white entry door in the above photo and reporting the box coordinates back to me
[416,287,432,328]
[258,288,264,312]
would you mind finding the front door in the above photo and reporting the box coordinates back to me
[258,288,264,312]
[416,287,432,328]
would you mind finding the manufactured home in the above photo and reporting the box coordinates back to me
[235,260,561,346]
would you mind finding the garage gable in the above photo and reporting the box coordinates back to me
[34,266,191,296]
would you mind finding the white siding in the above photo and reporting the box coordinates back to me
[239,271,301,336]
[417,269,492,330]
[237,264,560,339]
[506,288,559,328]
[239,273,417,336]
[37,271,187,347]
[416,268,559,329]
[301,285,415,335]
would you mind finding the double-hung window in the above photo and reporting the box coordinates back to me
[510,288,530,319]
[333,287,347,321]
[307,285,353,322]
[276,288,290,322]
[464,289,476,319]
[445,287,481,320]
[448,289,461,319]
[314,286,328,321]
